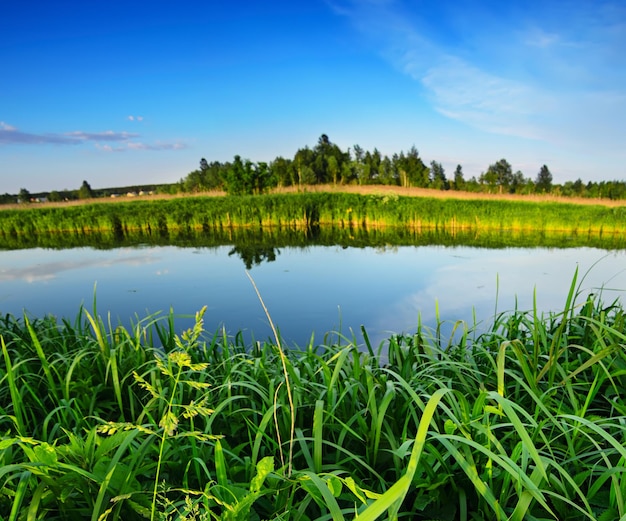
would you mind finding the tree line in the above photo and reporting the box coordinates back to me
[180,134,626,199]
[5,134,626,204]
[1,181,167,205]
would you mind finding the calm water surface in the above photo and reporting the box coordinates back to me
[1,245,625,347]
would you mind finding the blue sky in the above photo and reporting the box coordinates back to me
[1,0,625,194]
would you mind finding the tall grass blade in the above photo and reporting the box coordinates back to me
[246,270,296,476]
[357,388,450,521]
[1,336,25,434]
[24,315,60,403]
[313,399,324,473]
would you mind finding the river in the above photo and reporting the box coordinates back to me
[1,241,625,348]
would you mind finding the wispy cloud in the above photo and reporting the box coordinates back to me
[0,124,137,145]
[1,123,186,151]
[127,115,144,122]
[421,57,552,140]
[127,142,186,150]
[97,141,187,152]
[330,0,626,151]
[522,27,563,49]
[0,253,160,283]
[65,130,138,141]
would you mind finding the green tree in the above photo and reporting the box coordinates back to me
[225,155,252,195]
[203,161,227,190]
[78,180,94,199]
[183,159,226,192]
[271,156,295,187]
[481,159,513,193]
[430,161,448,190]
[0,192,16,204]
[340,162,354,184]
[379,156,395,185]
[224,156,274,195]
[535,165,553,193]
[327,155,339,185]
[395,147,429,187]
[309,134,349,185]
[352,144,364,164]
[253,162,274,193]
[452,164,465,191]
[351,144,367,185]
[183,169,204,192]
[18,188,31,203]
[510,170,529,194]
[363,148,382,183]
[294,146,315,187]
[300,165,316,185]
[572,178,585,196]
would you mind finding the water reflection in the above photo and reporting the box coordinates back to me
[228,244,280,269]
[0,228,625,348]
[0,251,160,283]
[3,225,626,261]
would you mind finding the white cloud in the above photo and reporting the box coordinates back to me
[421,57,552,140]
[0,124,138,145]
[1,123,186,151]
[65,130,137,141]
[97,141,187,152]
[0,254,160,283]
[127,141,186,151]
[331,0,626,153]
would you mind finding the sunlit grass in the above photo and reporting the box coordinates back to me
[1,192,624,240]
[1,271,625,519]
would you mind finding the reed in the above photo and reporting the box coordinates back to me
[1,193,624,241]
[0,271,625,519]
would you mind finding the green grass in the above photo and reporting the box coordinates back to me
[1,193,625,240]
[0,272,625,519]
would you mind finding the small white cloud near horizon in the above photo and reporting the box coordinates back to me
[97,141,187,152]
[127,142,187,151]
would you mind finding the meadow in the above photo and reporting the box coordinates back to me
[1,271,625,520]
[1,191,625,519]
[1,192,625,239]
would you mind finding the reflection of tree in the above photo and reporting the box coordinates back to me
[228,244,280,269]
[4,225,626,254]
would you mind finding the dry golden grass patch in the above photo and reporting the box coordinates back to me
[2,184,625,211]
[276,184,626,207]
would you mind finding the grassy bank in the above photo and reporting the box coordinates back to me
[1,273,625,519]
[1,192,625,240]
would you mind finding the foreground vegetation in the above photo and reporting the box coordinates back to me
[1,272,625,519]
[1,193,625,244]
